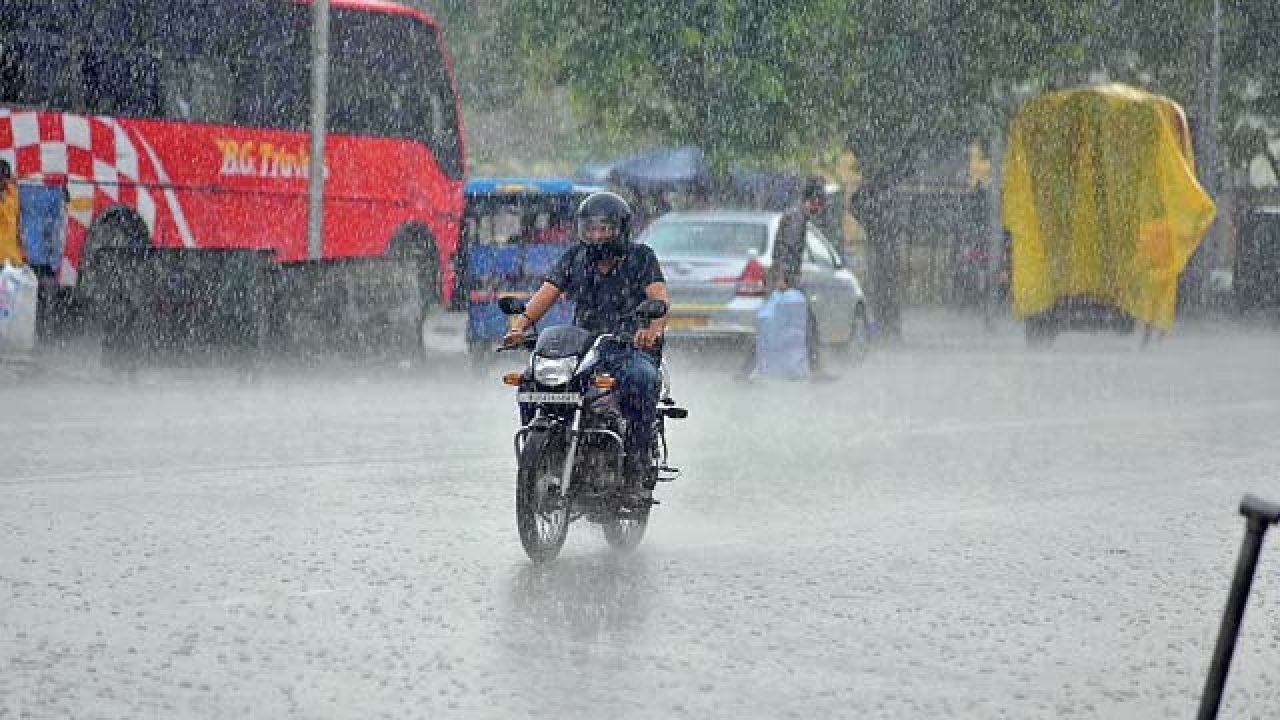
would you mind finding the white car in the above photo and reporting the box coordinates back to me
[638,211,872,360]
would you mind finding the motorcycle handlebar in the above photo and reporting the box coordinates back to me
[495,301,664,353]
[495,332,537,353]
[494,329,648,354]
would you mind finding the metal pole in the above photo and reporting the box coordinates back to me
[307,0,330,261]
[1197,0,1223,305]
[984,130,1004,333]
[1207,0,1222,195]
[1197,518,1267,720]
[1197,494,1280,720]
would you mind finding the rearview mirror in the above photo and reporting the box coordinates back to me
[497,296,527,315]
[635,298,669,320]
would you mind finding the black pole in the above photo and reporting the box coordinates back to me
[1197,494,1280,720]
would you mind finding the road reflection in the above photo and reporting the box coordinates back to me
[505,550,657,645]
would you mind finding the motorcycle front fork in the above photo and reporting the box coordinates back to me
[516,407,629,495]
[558,409,584,500]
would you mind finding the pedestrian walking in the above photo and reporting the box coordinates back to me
[743,175,837,383]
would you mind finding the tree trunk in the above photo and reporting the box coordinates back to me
[850,181,902,341]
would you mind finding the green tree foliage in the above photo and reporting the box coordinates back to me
[491,0,1276,182]
[1221,1,1280,173]
[416,0,520,111]
[414,0,612,172]
[500,0,858,169]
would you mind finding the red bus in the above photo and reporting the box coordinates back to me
[0,0,466,336]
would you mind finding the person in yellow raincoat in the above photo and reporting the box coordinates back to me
[0,159,23,266]
[1001,84,1216,338]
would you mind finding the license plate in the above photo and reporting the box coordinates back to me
[517,391,582,405]
[666,316,708,330]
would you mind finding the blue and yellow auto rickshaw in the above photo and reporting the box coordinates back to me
[457,178,599,364]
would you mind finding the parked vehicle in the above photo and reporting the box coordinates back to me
[952,235,1011,308]
[497,297,687,563]
[1002,84,1216,346]
[1233,206,1280,314]
[636,211,871,361]
[1,0,466,360]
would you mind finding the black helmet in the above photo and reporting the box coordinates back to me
[575,191,632,258]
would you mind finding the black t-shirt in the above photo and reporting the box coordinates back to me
[772,207,806,285]
[546,243,665,334]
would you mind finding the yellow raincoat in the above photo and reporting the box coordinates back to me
[1001,84,1216,331]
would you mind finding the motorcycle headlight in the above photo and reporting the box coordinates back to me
[533,356,579,386]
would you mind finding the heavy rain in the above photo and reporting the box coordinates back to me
[2,1,1280,718]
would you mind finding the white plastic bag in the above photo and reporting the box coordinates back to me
[0,261,38,355]
[751,288,809,381]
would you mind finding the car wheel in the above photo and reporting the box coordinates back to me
[1025,313,1057,348]
[839,304,871,365]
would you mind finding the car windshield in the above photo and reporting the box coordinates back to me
[642,221,768,258]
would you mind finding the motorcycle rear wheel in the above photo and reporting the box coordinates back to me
[602,507,649,552]
[516,432,571,563]
[603,438,657,552]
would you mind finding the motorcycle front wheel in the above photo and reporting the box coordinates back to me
[516,431,571,563]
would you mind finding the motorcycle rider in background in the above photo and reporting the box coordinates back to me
[504,191,669,505]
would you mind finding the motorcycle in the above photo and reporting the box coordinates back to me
[497,296,688,563]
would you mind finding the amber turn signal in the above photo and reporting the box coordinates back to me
[591,374,616,389]
[502,372,523,386]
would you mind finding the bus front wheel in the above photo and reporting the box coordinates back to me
[79,208,150,330]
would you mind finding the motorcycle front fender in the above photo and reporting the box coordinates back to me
[514,416,558,461]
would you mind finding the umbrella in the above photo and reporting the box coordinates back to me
[607,146,711,193]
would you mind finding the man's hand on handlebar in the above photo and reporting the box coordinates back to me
[634,326,663,350]
[502,327,528,348]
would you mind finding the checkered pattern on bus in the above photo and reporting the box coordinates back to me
[0,110,160,237]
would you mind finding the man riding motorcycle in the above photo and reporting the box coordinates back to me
[504,191,669,504]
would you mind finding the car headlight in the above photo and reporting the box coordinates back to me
[533,356,578,386]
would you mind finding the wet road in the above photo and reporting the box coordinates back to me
[4,315,1280,718]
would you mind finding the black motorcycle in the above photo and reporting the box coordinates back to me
[497,297,687,563]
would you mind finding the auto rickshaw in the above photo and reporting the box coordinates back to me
[1001,84,1217,345]
[457,178,600,366]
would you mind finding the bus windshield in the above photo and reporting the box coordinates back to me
[0,0,463,178]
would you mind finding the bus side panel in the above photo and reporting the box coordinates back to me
[0,110,461,300]
[134,118,463,295]
[322,134,464,265]
[142,120,312,257]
